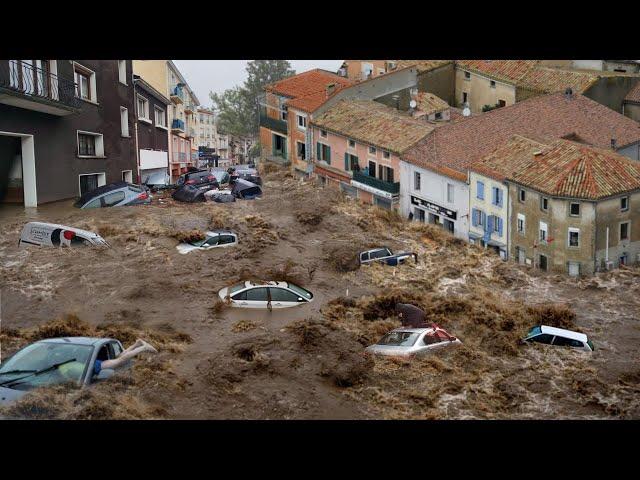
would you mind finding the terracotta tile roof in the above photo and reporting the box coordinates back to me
[265,69,353,113]
[415,92,449,115]
[390,60,453,73]
[471,135,640,199]
[624,82,640,103]
[403,93,640,181]
[310,100,434,154]
[457,60,539,84]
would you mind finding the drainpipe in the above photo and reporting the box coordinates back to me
[605,226,610,264]
[132,75,141,184]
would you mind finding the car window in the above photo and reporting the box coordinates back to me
[269,288,300,302]
[83,197,102,209]
[529,333,554,345]
[287,283,313,300]
[103,190,125,206]
[111,342,122,357]
[128,185,142,193]
[360,252,369,262]
[177,176,185,186]
[231,290,247,301]
[228,282,247,296]
[245,287,269,301]
[370,249,391,259]
[553,336,584,348]
[218,235,236,245]
[422,333,443,345]
[377,332,420,347]
[526,326,542,338]
[204,236,220,246]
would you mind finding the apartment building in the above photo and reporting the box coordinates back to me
[196,108,217,149]
[132,60,200,181]
[132,75,170,184]
[259,69,353,175]
[401,91,640,240]
[469,135,640,275]
[311,99,433,210]
[0,60,137,206]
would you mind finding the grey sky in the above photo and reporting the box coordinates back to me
[173,60,343,107]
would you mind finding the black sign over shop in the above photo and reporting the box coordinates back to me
[411,196,457,220]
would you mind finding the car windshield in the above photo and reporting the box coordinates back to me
[0,342,93,391]
[370,249,391,259]
[228,282,247,295]
[377,332,420,347]
[287,283,313,300]
[189,237,209,247]
[525,326,542,338]
[587,340,595,351]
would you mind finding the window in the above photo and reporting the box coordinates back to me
[137,94,150,121]
[382,150,390,159]
[78,133,96,156]
[568,228,580,247]
[154,106,166,128]
[435,112,443,120]
[447,183,454,203]
[519,189,525,203]
[74,63,95,101]
[492,187,503,207]
[490,80,496,88]
[245,288,269,301]
[297,141,306,160]
[320,130,327,138]
[117,60,127,84]
[517,213,526,234]
[539,221,548,242]
[218,235,236,245]
[378,165,394,183]
[369,146,377,155]
[120,107,129,137]
[464,71,471,80]
[477,181,484,200]
[620,221,630,241]
[529,333,554,345]
[317,142,331,162]
[368,160,376,178]
[462,92,468,103]
[296,114,307,130]
[414,172,421,191]
[345,153,359,172]
[122,170,132,183]
[103,191,125,207]
[280,106,288,121]
[498,99,506,107]
[540,196,549,211]
[472,208,485,227]
[566,202,580,217]
[621,196,629,211]
[79,173,105,196]
[76,70,90,99]
[269,288,300,302]
[348,139,356,148]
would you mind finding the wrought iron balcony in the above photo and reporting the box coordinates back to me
[170,85,185,104]
[171,118,185,132]
[0,60,81,115]
[352,170,400,194]
[259,107,288,135]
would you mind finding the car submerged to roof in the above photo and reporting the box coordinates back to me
[365,326,461,357]
[0,337,124,407]
[523,325,594,351]
[19,222,109,248]
[359,247,418,267]
[218,281,313,309]
[231,179,262,200]
[74,182,151,209]
[176,230,238,254]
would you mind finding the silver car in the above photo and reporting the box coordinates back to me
[176,230,238,254]
[0,337,124,407]
[74,182,151,209]
[365,327,461,357]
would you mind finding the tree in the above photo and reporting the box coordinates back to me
[209,60,295,137]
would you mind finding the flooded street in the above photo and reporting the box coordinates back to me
[1,167,639,419]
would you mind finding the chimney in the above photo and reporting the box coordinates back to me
[326,83,336,97]
[564,87,573,99]
[611,138,617,150]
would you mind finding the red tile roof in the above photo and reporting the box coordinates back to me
[403,93,640,182]
[265,69,353,113]
[457,60,539,83]
[624,82,640,104]
[471,135,640,200]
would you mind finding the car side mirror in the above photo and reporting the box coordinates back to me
[297,297,304,302]
[95,368,115,381]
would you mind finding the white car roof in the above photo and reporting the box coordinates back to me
[390,327,437,335]
[243,280,288,289]
[206,230,235,237]
[539,325,588,342]
[23,222,102,239]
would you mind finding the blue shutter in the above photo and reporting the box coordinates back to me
[345,153,349,171]
[492,187,497,205]
[477,181,484,200]
[472,208,478,227]
[498,217,503,237]
[486,214,494,233]
[497,188,503,207]
[481,211,487,228]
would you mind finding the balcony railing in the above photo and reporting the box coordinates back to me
[352,170,400,194]
[170,85,185,104]
[0,60,81,113]
[259,107,288,135]
[172,152,188,162]
[171,118,185,132]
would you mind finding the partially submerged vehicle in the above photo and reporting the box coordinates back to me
[203,188,235,203]
[19,222,109,248]
[235,170,262,186]
[176,230,238,254]
[0,337,124,407]
[231,179,262,200]
[172,183,215,203]
[522,325,594,351]
[218,281,313,309]
[210,169,231,185]
[74,182,151,209]
[365,326,461,357]
[176,169,219,188]
[358,247,417,266]
[142,171,172,192]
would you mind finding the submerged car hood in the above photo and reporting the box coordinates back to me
[176,243,200,255]
[365,345,414,356]
[0,386,29,407]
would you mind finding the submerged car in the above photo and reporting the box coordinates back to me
[172,183,215,203]
[218,281,313,309]
[358,247,418,266]
[176,169,219,188]
[231,179,262,200]
[142,171,172,192]
[176,230,238,254]
[203,188,235,203]
[522,325,594,351]
[0,337,124,407]
[19,222,109,248]
[365,326,461,357]
[74,182,151,209]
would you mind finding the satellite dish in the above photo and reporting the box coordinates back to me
[409,99,417,109]
[462,103,471,117]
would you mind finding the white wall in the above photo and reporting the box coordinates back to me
[399,160,469,239]
[617,142,640,161]
[140,149,168,170]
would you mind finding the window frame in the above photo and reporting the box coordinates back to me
[569,202,581,217]
[154,105,167,129]
[568,227,580,248]
[296,113,307,131]
[517,213,526,235]
[73,62,96,103]
[464,71,471,80]
[320,129,328,138]
[519,188,525,203]
[136,94,150,123]
[540,196,549,212]
[447,183,454,204]
[77,130,104,158]
[382,150,390,159]
[621,196,629,212]
[117,60,127,85]
[120,106,129,137]
[347,138,356,149]
[620,221,630,242]
[368,145,377,156]
[539,221,548,242]
[296,141,306,161]
[414,171,421,191]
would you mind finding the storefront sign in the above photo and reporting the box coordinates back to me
[351,180,397,200]
[411,196,457,220]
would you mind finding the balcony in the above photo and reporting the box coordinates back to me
[259,107,287,135]
[352,170,400,195]
[184,103,195,114]
[171,118,185,133]
[0,60,81,116]
[187,127,196,139]
[170,85,185,104]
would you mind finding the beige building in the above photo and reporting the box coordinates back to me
[133,60,200,181]
[196,108,217,149]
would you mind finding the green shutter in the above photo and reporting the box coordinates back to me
[282,139,287,159]
[327,146,331,163]
[317,142,321,161]
[344,153,349,171]
[272,135,276,156]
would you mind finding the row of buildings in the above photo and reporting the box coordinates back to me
[259,60,640,276]
[0,59,249,207]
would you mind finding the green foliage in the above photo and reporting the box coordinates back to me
[210,60,295,137]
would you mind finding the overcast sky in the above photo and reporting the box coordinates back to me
[173,60,343,107]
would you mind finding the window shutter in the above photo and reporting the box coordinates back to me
[327,146,331,163]
[497,189,503,207]
[492,187,497,205]
[487,214,494,233]
[345,152,349,171]
[498,217,503,236]
[317,142,321,161]
[477,181,484,199]
[472,208,478,227]
[481,211,486,228]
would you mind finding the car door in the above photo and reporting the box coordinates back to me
[202,235,220,250]
[415,332,447,354]
[360,252,370,264]
[241,287,270,308]
[217,234,237,247]
[102,190,126,207]
[268,287,304,308]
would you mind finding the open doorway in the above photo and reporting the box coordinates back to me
[0,132,36,207]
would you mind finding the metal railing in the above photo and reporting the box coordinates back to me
[259,107,288,135]
[352,170,400,194]
[0,60,81,110]
[172,118,185,131]
[170,85,185,102]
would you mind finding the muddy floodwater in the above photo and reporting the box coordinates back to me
[1,167,639,419]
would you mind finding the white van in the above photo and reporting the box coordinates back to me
[18,222,109,248]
